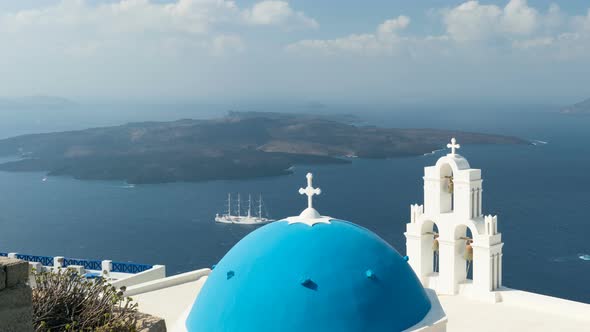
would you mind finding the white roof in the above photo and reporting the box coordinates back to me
[440,290,590,331]
[127,270,590,332]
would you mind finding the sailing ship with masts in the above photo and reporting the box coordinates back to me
[215,193,275,225]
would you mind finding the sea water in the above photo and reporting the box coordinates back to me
[0,106,588,303]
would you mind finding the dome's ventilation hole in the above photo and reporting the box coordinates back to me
[300,278,318,290]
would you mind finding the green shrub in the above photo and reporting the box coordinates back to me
[32,268,138,331]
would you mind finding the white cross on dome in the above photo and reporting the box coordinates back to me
[285,172,332,226]
[299,173,321,209]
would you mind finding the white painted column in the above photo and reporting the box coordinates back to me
[405,233,434,285]
[498,254,503,288]
[492,254,497,289]
[54,256,64,268]
[427,178,446,215]
[453,182,469,219]
[471,189,475,218]
[492,254,500,290]
[473,245,492,292]
[477,189,482,217]
[438,239,459,295]
[102,260,112,274]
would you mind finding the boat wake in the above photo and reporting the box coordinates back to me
[551,254,590,262]
[423,149,445,156]
[531,139,549,146]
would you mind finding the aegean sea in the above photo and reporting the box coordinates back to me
[0,105,588,303]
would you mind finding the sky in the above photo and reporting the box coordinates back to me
[1,0,590,105]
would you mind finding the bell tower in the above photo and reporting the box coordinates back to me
[405,138,504,302]
[423,137,483,219]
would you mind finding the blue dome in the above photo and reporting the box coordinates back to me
[186,219,431,332]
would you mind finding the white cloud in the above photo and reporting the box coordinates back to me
[441,0,539,41]
[0,0,317,58]
[442,1,502,41]
[543,4,564,30]
[572,9,590,32]
[509,7,590,58]
[286,15,409,56]
[0,0,239,35]
[502,0,538,35]
[288,0,590,61]
[210,34,245,56]
[242,1,318,29]
[377,16,410,37]
[1,0,589,101]
[512,37,553,49]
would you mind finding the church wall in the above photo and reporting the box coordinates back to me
[124,268,210,297]
[111,264,167,289]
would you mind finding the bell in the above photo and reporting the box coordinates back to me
[463,242,473,262]
[444,176,454,193]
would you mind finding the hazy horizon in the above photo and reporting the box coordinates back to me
[0,98,566,140]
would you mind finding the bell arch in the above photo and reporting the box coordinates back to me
[453,224,477,283]
[420,220,441,275]
[424,153,472,217]
[439,163,454,213]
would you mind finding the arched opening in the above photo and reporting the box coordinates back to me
[454,225,475,282]
[439,163,454,213]
[433,224,440,273]
[465,228,474,279]
[421,221,440,275]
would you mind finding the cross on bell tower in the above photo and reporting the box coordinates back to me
[447,137,460,156]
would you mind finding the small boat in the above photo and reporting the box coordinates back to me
[215,193,275,225]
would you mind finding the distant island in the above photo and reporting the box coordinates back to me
[559,98,590,114]
[0,112,528,184]
[0,95,76,110]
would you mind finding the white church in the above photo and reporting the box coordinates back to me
[11,138,590,331]
[119,138,589,331]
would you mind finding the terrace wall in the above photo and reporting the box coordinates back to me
[0,257,33,332]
